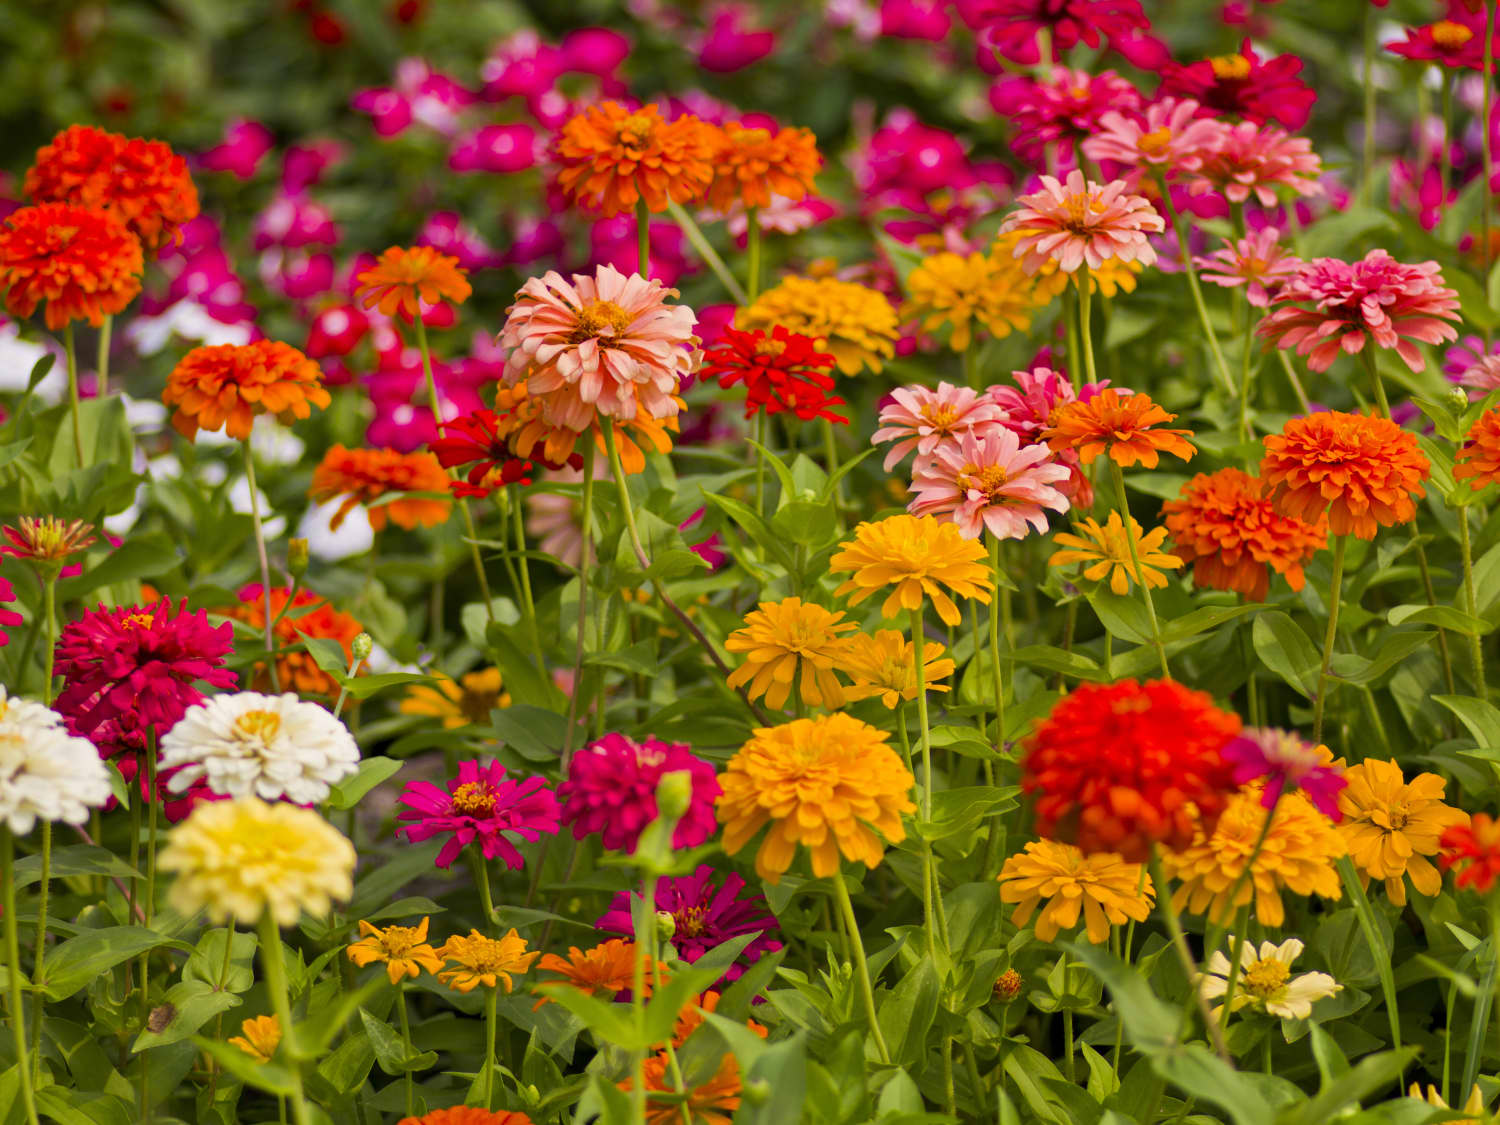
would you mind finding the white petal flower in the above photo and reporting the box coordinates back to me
[0,687,67,733]
[160,692,360,806]
[1197,935,1341,1021]
[0,701,112,835]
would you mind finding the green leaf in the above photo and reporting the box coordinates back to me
[325,757,402,810]
[194,1038,297,1095]
[1154,1044,1276,1125]
[532,977,642,1047]
[1436,694,1500,750]
[486,626,567,711]
[12,845,138,890]
[133,979,242,1051]
[492,704,567,763]
[737,1032,808,1125]
[1329,631,1437,685]
[1086,589,1151,646]
[1006,644,1103,681]
[702,492,796,571]
[584,639,660,676]
[771,497,837,546]
[33,1088,136,1125]
[877,958,939,1068]
[1386,604,1489,635]
[316,1032,375,1097]
[358,1007,436,1075]
[44,927,188,1001]
[461,598,520,648]
[56,533,177,602]
[1274,1047,1418,1125]
[1158,603,1262,644]
[1063,943,1176,1054]
[1252,611,1321,697]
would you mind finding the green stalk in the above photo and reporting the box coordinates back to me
[1458,506,1487,700]
[1074,263,1094,394]
[1362,4,1378,202]
[1109,461,1169,678]
[470,844,495,930]
[510,490,544,667]
[63,323,82,468]
[395,981,415,1115]
[1441,70,1455,200]
[1338,857,1402,1056]
[746,208,762,300]
[482,986,497,1110]
[1237,302,1256,442]
[3,829,40,1125]
[96,315,112,397]
[1312,536,1347,746]
[1275,350,1313,415]
[909,608,935,821]
[831,875,892,1065]
[636,198,651,280]
[822,418,844,516]
[664,200,748,303]
[630,872,661,1125]
[1154,176,1236,396]
[1147,849,1230,1062]
[242,441,281,693]
[562,452,595,763]
[29,820,49,1074]
[257,918,312,1125]
[987,539,1008,751]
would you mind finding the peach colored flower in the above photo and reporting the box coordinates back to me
[1082,98,1224,180]
[1000,170,1163,275]
[872,381,1007,470]
[909,427,1072,540]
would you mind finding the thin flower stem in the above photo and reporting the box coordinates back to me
[755,413,768,519]
[1237,307,1256,442]
[1313,536,1347,746]
[395,981,415,1116]
[1215,904,1252,1036]
[510,491,544,666]
[2,830,39,1125]
[822,418,845,515]
[1486,1,1497,349]
[637,198,651,280]
[831,874,892,1065]
[1147,848,1231,1062]
[1074,265,1094,394]
[206,926,237,1100]
[909,608,935,822]
[29,820,49,1075]
[470,845,496,930]
[746,208,762,301]
[483,987,498,1110]
[242,441,281,693]
[257,915,312,1125]
[664,200,748,304]
[1109,460,1170,678]
[63,323,83,468]
[96,315,112,398]
[987,538,1008,752]
[1338,856,1403,1055]
[1441,70,1454,200]
[1275,350,1313,415]
[562,452,596,764]
[1459,507,1488,699]
[331,648,364,723]
[1362,5,1378,202]
[1155,177,1236,396]
[630,871,661,1125]
[40,574,56,707]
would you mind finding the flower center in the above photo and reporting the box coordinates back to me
[378,925,425,958]
[675,905,709,937]
[1060,192,1108,233]
[919,404,959,430]
[233,709,282,741]
[754,336,788,360]
[956,462,1010,502]
[1139,127,1173,159]
[1431,20,1475,49]
[569,299,635,342]
[1209,53,1252,80]
[617,113,657,150]
[1241,957,1290,999]
[450,781,497,817]
[459,687,500,725]
[1386,802,1410,830]
[121,613,156,629]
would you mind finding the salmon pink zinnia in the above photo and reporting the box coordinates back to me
[1194,228,1302,309]
[1000,170,1163,275]
[1082,98,1224,181]
[873,381,1007,470]
[909,427,1072,540]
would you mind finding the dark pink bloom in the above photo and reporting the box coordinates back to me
[588,215,693,285]
[1387,12,1494,71]
[680,509,726,570]
[481,31,564,101]
[697,5,776,72]
[0,574,22,645]
[560,27,631,75]
[990,67,1143,170]
[1445,334,1500,387]
[1158,41,1315,130]
[1222,728,1346,821]
[265,250,335,301]
[305,304,370,359]
[1389,157,1455,232]
[1194,228,1302,308]
[364,337,487,450]
[956,0,1151,67]
[557,733,720,854]
[880,0,951,40]
[198,119,274,180]
[506,216,566,267]
[282,140,346,194]
[397,759,561,869]
[252,193,340,251]
[145,217,258,327]
[353,59,474,139]
[418,212,504,271]
[449,124,540,174]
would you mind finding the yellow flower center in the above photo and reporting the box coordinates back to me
[375,925,426,959]
[1209,53,1252,80]
[1059,192,1109,233]
[1432,20,1475,49]
[233,709,282,741]
[570,299,635,342]
[450,781,497,817]
[1139,127,1173,158]
[956,462,1010,502]
[754,336,788,359]
[1241,957,1290,999]
[121,613,156,629]
[459,687,500,725]
[617,113,657,150]
[920,404,959,430]
[1068,86,1090,101]
[675,905,709,937]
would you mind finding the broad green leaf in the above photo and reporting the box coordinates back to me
[1252,612,1321,697]
[12,845,138,890]
[132,980,242,1051]
[358,1007,436,1075]
[325,757,402,810]
[877,958,939,1068]
[193,1038,297,1095]
[1274,1046,1418,1125]
[1437,694,1500,750]
[44,927,188,1001]
[1387,604,1489,635]
[737,1032,808,1125]
[1063,943,1176,1054]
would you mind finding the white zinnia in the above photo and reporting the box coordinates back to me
[1199,937,1340,1021]
[0,686,67,732]
[160,692,360,805]
[0,702,112,835]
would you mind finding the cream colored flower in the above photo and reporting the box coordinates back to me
[1198,937,1339,1020]
[0,699,112,835]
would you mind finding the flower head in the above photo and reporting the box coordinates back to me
[1082,98,1224,179]
[1194,228,1302,308]
[1189,123,1323,208]
[223,585,362,697]
[701,325,844,423]
[1158,41,1315,130]
[842,629,955,709]
[397,759,561,869]
[873,382,1007,471]
[160,797,355,926]
[557,733,720,854]
[2,516,96,565]
[436,928,538,993]
[1405,1085,1486,1125]
[910,426,1072,541]
[717,714,916,883]
[725,597,856,711]
[309,445,452,531]
[397,1109,536,1125]
[0,700,112,835]
[1454,407,1500,492]
[620,1051,741,1125]
[1000,171,1163,275]
[1443,814,1500,893]
[163,340,329,441]
[1048,512,1182,594]
[672,991,767,1047]
[228,1015,281,1063]
[399,668,509,728]
[347,917,444,985]
[555,101,717,217]
[0,578,22,649]
[429,396,583,497]
[990,66,1144,169]
[534,939,656,1004]
[1222,729,1344,820]
[736,275,899,375]
[957,0,1151,66]
[830,514,994,626]
[902,249,1042,351]
[354,246,471,322]
[707,121,821,211]
[1199,938,1340,1021]
[1388,14,1492,70]
[1340,758,1468,905]
[0,202,143,330]
[1022,678,1241,861]
[1260,411,1429,539]
[998,839,1154,943]
[1044,389,1196,468]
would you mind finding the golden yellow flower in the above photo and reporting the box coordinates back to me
[1409,1083,1484,1123]
[1337,758,1469,906]
[159,797,355,927]
[997,839,1154,944]
[723,597,855,711]
[435,928,539,993]
[346,917,445,986]
[902,249,1040,351]
[842,629,955,709]
[1048,511,1183,595]
[1031,250,1145,301]
[717,714,916,883]
[399,668,510,729]
[1162,784,1344,927]
[228,1015,281,1063]
[831,514,993,627]
[736,275,899,375]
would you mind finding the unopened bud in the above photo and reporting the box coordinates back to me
[994,968,1022,1003]
[351,632,373,662]
[287,538,309,576]
[656,910,677,941]
[655,770,693,821]
[743,1078,772,1106]
[520,1083,541,1107]
[1450,386,1472,411]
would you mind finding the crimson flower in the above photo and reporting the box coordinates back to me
[429,409,553,497]
[1387,14,1494,71]
[0,576,22,646]
[1158,41,1316,130]
[701,325,847,423]
[558,733,721,854]
[396,759,561,869]
[1441,814,1500,893]
[956,0,1151,66]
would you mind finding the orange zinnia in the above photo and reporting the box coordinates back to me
[1043,389,1196,468]
[0,203,142,330]
[1454,407,1500,491]
[1260,410,1429,539]
[163,340,330,441]
[621,1051,742,1125]
[706,121,822,212]
[554,101,718,217]
[532,938,662,1008]
[354,245,472,322]
[224,584,363,697]
[1163,467,1328,600]
[25,124,199,251]
[309,445,453,531]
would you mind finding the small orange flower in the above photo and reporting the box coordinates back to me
[164,340,330,441]
[673,990,768,1046]
[1043,389,1196,468]
[397,1109,536,1125]
[354,246,472,322]
[706,121,822,212]
[532,938,661,1007]
[346,917,445,985]
[0,203,143,330]
[309,445,453,531]
[223,585,364,697]
[228,1014,281,1063]
[435,928,538,993]
[555,101,718,217]
[1260,410,1429,539]
[620,1051,742,1125]
[1454,407,1500,491]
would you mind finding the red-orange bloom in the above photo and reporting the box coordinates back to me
[25,124,199,251]
[354,246,472,322]
[1260,410,1429,539]
[1453,407,1500,491]
[1441,813,1500,893]
[1162,467,1328,600]
[163,340,330,441]
[620,1051,742,1125]
[224,584,364,697]
[309,445,453,531]
[1021,678,1242,862]
[0,203,142,330]
[396,1110,535,1125]
[532,939,662,1008]
[554,101,718,217]
[1043,389,1196,468]
[706,121,822,212]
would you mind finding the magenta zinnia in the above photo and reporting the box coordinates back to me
[396,759,561,869]
[956,0,1151,67]
[909,427,1072,540]
[1195,228,1302,309]
[557,732,720,854]
[1222,728,1346,822]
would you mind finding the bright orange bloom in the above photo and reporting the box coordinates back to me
[354,246,471,322]
[1454,407,1500,491]
[397,1109,535,1125]
[1043,389,1196,468]
[163,340,330,441]
[620,1051,742,1125]
[1163,467,1328,600]
[1260,410,1429,539]
[706,121,822,212]
[346,917,444,985]
[532,938,661,1007]
[25,124,199,251]
[224,585,363,697]
[672,990,768,1046]
[555,101,718,217]
[309,445,452,531]
[0,203,142,330]
[1442,813,1500,894]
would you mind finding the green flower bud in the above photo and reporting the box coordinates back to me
[287,537,309,577]
[655,769,693,820]
[351,632,373,662]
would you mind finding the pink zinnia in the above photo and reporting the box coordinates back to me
[1001,170,1164,274]
[989,66,1143,170]
[1459,355,1500,395]
[956,0,1150,66]
[1387,14,1493,71]
[1082,98,1225,181]
[1222,728,1345,822]
[910,427,1072,540]
[1194,228,1302,308]
[0,575,21,646]
[1447,335,1500,396]
[499,264,697,432]
[396,759,561,869]
[557,732,720,854]
[872,381,1007,470]
[988,366,1114,507]
[1158,41,1315,130]
[1257,250,1461,373]
[1188,121,1323,207]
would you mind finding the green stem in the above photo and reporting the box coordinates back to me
[483,986,497,1111]
[664,200,748,303]
[3,830,40,1125]
[1110,460,1169,678]
[242,441,281,693]
[1155,176,1236,396]
[1312,536,1347,746]
[29,820,49,1075]
[470,845,495,930]
[755,412,768,520]
[1215,905,1252,1035]
[395,981,415,1116]
[40,574,55,707]
[987,539,1008,751]
[746,209,761,301]
[1486,1,1497,349]
[636,198,651,280]
[822,418,844,516]
[630,872,661,1125]
[96,315,112,398]
[1459,506,1487,700]
[1237,306,1256,442]
[1362,4,1378,201]
[1441,70,1454,201]
[330,649,364,723]
[1147,849,1230,1062]
[1412,525,1458,697]
[1360,347,1392,420]
[510,490,544,667]
[831,875,892,1065]
[1074,264,1094,393]
[1275,350,1313,416]
[909,608,934,821]
[1338,856,1402,1056]
[64,323,82,468]
[206,926,237,1101]
[562,452,595,764]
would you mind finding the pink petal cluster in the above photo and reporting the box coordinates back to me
[1000,170,1164,274]
[1082,98,1224,180]
[1222,728,1346,822]
[910,427,1072,540]
[956,0,1152,67]
[1157,40,1315,130]
[397,759,561,869]
[988,66,1143,170]
[557,733,721,854]
[1188,121,1323,207]
[987,366,1110,506]
[1194,228,1303,308]
[873,381,1007,470]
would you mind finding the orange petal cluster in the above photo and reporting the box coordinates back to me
[224,585,363,697]
[554,101,717,217]
[309,445,452,531]
[1043,389,1196,468]
[1453,407,1500,491]
[354,245,471,321]
[0,202,143,330]
[163,340,330,441]
[706,121,822,212]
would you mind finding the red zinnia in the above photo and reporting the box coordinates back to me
[1021,678,1242,862]
[702,325,847,423]
[1158,41,1316,131]
[1387,14,1494,71]
[955,0,1151,66]
[1441,813,1500,893]
[428,407,580,498]
[0,203,143,330]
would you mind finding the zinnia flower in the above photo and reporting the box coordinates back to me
[223,585,362,697]
[2,516,96,566]
[990,65,1144,169]
[347,917,445,985]
[1454,407,1500,491]
[0,701,112,835]
[724,597,856,711]
[354,245,472,321]
[1000,170,1163,275]
[1163,467,1328,600]
[901,249,1042,351]
[158,691,360,805]
[228,1015,281,1063]
[557,733,719,854]
[672,991,767,1046]
[1194,228,1302,308]
[706,121,821,211]
[428,400,582,498]
[1221,728,1345,820]
[701,325,844,423]
[534,939,656,1004]
[1257,251,1460,373]
[872,382,1007,471]
[1188,123,1323,207]
[717,714,916,883]
[909,426,1072,540]
[1021,678,1241,861]
[0,202,143,330]
[620,1051,741,1125]
[1387,15,1493,70]
[398,759,560,869]
[830,514,994,627]
[397,1109,535,1125]
[0,578,22,648]
[736,275,899,375]
[1199,938,1340,1020]
[1260,411,1429,539]
[1338,758,1468,905]
[435,928,539,993]
[956,0,1151,66]
[1044,389,1196,468]
[997,839,1154,943]
[1047,512,1182,594]
[554,101,718,217]
[1443,814,1500,894]
[399,668,509,728]
[163,340,330,441]
[1406,1085,1486,1124]
[1158,42,1315,130]
[309,445,453,531]
[842,629,955,709]
[160,796,355,926]
[1082,98,1224,180]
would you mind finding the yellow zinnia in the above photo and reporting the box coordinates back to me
[1048,512,1183,595]
[346,917,445,985]
[736,275,899,375]
[435,928,539,993]
[902,249,1040,351]
[723,596,856,711]
[717,714,916,883]
[842,629,955,709]
[831,514,993,627]
[1337,758,1469,906]
[997,839,1154,944]
[399,667,510,728]
[227,1015,280,1063]
[1409,1083,1485,1123]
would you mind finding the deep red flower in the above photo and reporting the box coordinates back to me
[702,325,847,423]
[1158,41,1316,130]
[956,0,1151,66]
[1387,13,1495,71]
[428,407,583,498]
[1441,813,1500,893]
